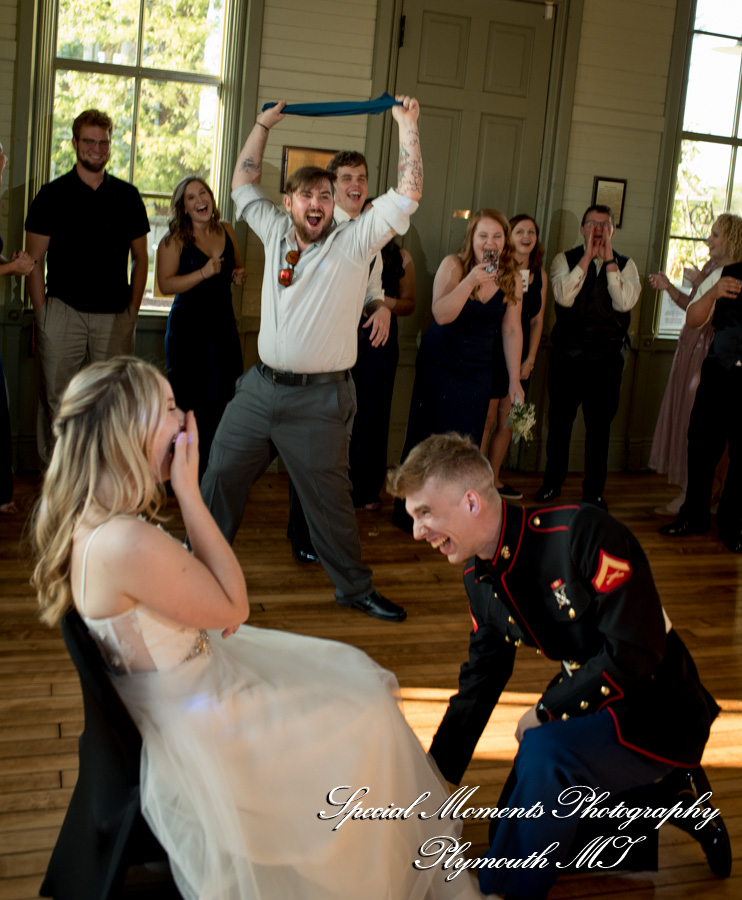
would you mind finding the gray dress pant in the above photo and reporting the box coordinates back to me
[200,364,374,602]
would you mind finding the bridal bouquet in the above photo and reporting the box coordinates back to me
[506,400,536,444]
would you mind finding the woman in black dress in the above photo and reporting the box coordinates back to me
[393,209,522,531]
[481,214,546,499]
[0,140,35,512]
[158,177,245,478]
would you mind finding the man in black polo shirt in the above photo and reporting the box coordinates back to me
[25,109,150,460]
[535,205,641,510]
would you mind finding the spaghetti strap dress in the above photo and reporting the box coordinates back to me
[77,521,481,900]
[165,232,243,476]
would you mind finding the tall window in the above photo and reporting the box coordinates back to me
[47,0,231,310]
[658,0,742,334]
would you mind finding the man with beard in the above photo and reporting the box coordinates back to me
[200,96,422,621]
[25,109,150,460]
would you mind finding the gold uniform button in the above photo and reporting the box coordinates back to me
[536,649,542,655]
[533,516,541,526]
[568,608,576,619]
[514,639,523,648]
[500,545,511,560]
[601,685,610,696]
[505,635,512,643]
[580,700,589,710]
[561,713,569,721]
[508,616,515,625]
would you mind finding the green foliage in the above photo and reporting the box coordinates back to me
[51,0,225,190]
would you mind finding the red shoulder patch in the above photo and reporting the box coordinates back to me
[592,550,633,593]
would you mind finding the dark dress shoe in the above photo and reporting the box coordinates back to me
[336,590,407,622]
[659,518,708,537]
[582,494,608,511]
[497,483,523,501]
[665,767,732,878]
[534,485,561,503]
[721,532,742,553]
[291,543,320,564]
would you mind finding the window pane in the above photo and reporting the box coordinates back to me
[695,0,742,37]
[51,70,135,180]
[57,0,139,66]
[142,195,174,311]
[142,0,226,75]
[731,151,742,214]
[683,34,741,136]
[666,237,710,284]
[134,79,218,194]
[671,140,731,241]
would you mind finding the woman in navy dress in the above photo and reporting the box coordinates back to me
[481,214,546,500]
[0,140,36,512]
[393,209,522,531]
[158,177,245,478]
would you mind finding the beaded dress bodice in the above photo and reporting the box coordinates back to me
[77,520,211,674]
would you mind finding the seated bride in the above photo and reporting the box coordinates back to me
[32,357,480,900]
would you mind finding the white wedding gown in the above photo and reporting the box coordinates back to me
[78,523,480,900]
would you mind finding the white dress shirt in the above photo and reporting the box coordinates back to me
[333,204,384,308]
[550,250,641,312]
[233,184,417,373]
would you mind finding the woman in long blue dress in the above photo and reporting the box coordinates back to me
[158,177,245,478]
[393,209,523,531]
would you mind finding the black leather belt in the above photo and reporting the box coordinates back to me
[258,362,348,387]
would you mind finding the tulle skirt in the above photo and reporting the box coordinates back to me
[114,625,480,900]
[649,322,714,488]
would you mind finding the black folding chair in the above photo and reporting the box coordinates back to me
[40,609,180,899]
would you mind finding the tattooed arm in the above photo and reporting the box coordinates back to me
[231,100,287,191]
[392,95,422,202]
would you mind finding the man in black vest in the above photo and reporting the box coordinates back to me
[536,205,640,509]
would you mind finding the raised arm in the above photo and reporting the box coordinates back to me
[686,275,741,329]
[232,100,287,191]
[648,271,691,311]
[432,255,496,325]
[392,96,422,202]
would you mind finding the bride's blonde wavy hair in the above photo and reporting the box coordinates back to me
[32,357,168,626]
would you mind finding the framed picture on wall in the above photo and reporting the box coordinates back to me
[281,146,337,192]
[591,177,627,228]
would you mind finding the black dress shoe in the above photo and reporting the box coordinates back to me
[336,590,407,622]
[497,483,523,501]
[721,532,742,553]
[659,518,708,537]
[534,485,561,503]
[666,767,732,878]
[582,494,608,511]
[291,543,320,564]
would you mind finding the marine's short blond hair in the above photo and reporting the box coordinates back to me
[387,432,499,500]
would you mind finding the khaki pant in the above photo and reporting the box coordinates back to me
[36,297,137,461]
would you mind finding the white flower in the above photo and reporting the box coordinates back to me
[506,401,536,444]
